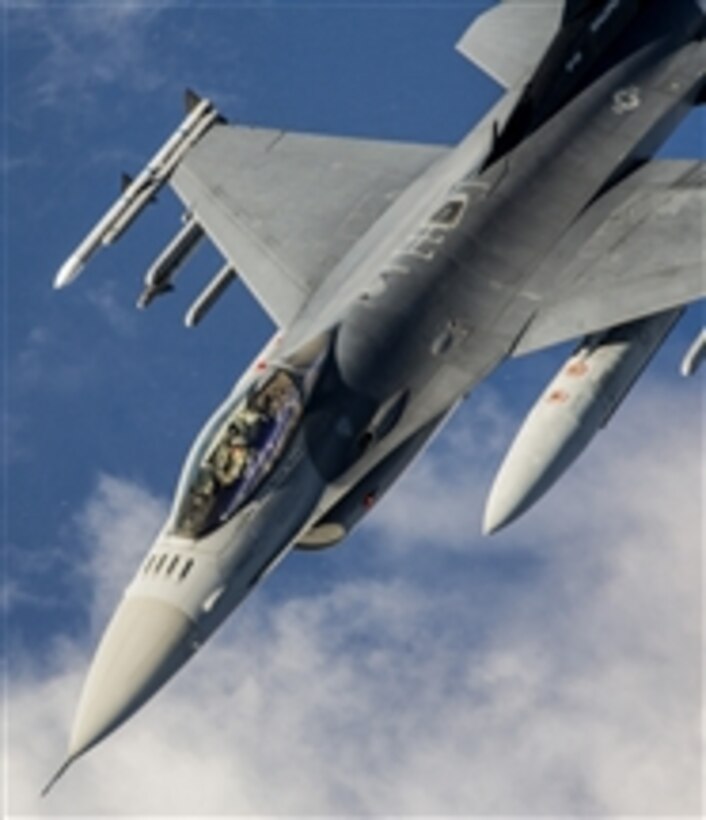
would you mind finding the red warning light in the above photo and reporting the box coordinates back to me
[363,491,377,510]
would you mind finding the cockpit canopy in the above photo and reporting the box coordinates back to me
[171,369,305,538]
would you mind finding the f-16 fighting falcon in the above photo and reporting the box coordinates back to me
[44,0,706,793]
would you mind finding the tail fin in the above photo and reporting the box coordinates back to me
[562,0,601,23]
[455,2,563,89]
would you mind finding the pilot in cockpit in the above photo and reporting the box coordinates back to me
[174,367,307,538]
[212,428,249,485]
[212,398,276,484]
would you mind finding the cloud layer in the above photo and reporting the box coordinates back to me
[6,378,703,817]
[8,1,177,111]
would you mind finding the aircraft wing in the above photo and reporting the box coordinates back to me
[170,124,448,326]
[455,1,563,89]
[514,160,706,356]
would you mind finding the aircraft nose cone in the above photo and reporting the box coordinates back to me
[69,597,198,761]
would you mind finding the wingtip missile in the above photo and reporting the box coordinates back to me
[52,95,219,294]
[53,255,85,289]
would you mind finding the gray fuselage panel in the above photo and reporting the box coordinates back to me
[310,6,705,444]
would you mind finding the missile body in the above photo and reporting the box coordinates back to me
[101,106,217,247]
[53,96,217,289]
[483,309,683,534]
[137,218,205,308]
[184,264,238,327]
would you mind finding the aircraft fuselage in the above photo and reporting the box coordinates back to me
[330,1,705,415]
[50,0,705,788]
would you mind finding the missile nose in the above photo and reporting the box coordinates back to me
[68,597,198,762]
[53,254,84,289]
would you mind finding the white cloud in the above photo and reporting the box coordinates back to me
[9,1,178,111]
[84,284,139,339]
[13,326,90,395]
[74,473,169,629]
[5,378,703,817]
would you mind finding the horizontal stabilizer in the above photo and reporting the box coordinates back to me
[170,125,448,326]
[514,161,706,355]
[455,1,563,89]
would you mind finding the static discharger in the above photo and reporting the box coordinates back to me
[53,91,218,290]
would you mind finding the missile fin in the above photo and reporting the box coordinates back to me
[184,88,202,114]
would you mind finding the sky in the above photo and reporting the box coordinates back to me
[2,1,704,817]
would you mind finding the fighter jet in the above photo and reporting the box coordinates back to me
[45,0,706,793]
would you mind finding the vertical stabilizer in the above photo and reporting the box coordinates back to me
[455,2,563,88]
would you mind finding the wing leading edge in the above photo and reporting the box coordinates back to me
[170,125,448,326]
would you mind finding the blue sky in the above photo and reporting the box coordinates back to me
[3,1,704,816]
